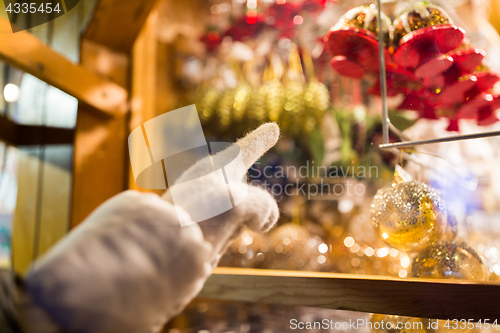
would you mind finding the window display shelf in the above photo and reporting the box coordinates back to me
[198,268,500,321]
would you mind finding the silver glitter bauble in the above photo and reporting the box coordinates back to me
[371,180,447,252]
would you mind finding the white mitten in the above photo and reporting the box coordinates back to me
[23,123,280,333]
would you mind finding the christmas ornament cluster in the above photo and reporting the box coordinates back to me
[371,166,488,281]
[219,190,412,278]
[194,49,330,138]
[191,0,343,138]
[220,220,411,277]
[369,166,488,332]
[325,2,500,131]
[201,0,333,51]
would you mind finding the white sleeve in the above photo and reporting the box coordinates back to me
[25,190,214,333]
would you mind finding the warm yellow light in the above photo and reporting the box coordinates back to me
[343,236,355,247]
[3,84,20,102]
[365,247,375,257]
[401,255,410,268]
[376,247,389,258]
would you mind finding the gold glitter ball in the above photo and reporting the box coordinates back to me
[371,180,447,252]
[411,239,488,281]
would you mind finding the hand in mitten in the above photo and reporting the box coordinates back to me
[162,123,280,265]
[22,123,280,333]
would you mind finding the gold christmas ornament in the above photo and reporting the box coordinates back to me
[248,84,268,123]
[261,223,324,271]
[266,78,285,122]
[411,239,488,281]
[281,48,306,134]
[216,88,236,130]
[304,79,329,129]
[281,81,305,134]
[232,82,252,123]
[370,168,447,252]
[196,86,221,124]
[218,229,267,268]
[370,314,430,333]
[302,50,329,131]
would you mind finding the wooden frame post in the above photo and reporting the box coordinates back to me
[71,0,158,227]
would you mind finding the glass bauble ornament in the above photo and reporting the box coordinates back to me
[370,314,430,333]
[325,5,390,79]
[218,229,267,268]
[281,81,305,135]
[265,79,285,123]
[216,88,235,130]
[370,169,447,252]
[261,223,323,271]
[196,86,221,124]
[248,84,268,123]
[304,79,329,131]
[332,5,391,44]
[411,239,488,281]
[392,2,465,78]
[393,2,453,46]
[232,82,252,123]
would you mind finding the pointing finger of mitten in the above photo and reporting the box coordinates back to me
[210,123,280,183]
[236,123,280,170]
[163,123,280,202]
[197,184,279,263]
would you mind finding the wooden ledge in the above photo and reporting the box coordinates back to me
[198,268,500,321]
